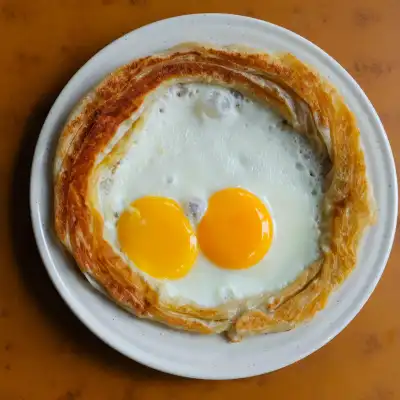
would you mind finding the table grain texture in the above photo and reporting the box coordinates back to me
[1,0,399,399]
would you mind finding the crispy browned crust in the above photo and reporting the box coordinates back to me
[54,44,375,341]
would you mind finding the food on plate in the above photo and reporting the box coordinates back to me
[54,44,375,341]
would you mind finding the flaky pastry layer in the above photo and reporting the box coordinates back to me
[54,44,374,341]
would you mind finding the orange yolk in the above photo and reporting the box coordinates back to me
[198,188,273,269]
[117,197,198,279]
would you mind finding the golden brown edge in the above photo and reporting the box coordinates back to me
[54,44,374,341]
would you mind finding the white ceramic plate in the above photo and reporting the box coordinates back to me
[30,14,397,379]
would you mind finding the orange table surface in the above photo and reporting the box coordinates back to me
[1,0,399,399]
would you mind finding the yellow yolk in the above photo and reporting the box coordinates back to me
[117,197,198,279]
[198,188,273,269]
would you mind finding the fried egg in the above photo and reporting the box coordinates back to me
[97,83,324,307]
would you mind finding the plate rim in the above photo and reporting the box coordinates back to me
[29,13,398,379]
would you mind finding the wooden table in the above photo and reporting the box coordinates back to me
[1,0,399,398]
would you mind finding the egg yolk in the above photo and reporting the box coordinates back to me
[117,197,198,279]
[198,188,273,269]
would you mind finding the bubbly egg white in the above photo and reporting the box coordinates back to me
[97,83,324,307]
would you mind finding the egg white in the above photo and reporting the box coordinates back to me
[96,83,324,307]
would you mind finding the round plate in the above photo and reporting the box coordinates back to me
[30,14,397,379]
